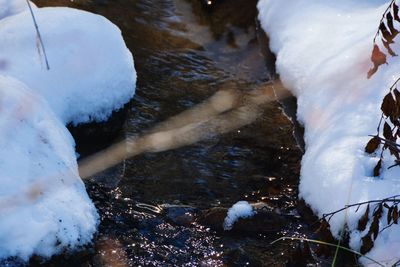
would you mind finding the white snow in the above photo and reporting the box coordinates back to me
[0,1,137,262]
[0,7,136,125]
[258,0,400,265]
[0,0,36,20]
[223,201,255,230]
[0,75,98,260]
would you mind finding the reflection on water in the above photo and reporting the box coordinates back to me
[28,0,308,266]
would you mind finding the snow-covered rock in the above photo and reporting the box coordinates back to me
[223,201,255,230]
[0,0,36,20]
[0,75,98,261]
[0,1,137,261]
[258,0,400,265]
[0,7,136,125]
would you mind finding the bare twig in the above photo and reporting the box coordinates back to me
[26,0,50,70]
[322,194,400,221]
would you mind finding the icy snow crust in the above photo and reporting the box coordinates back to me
[0,7,136,125]
[223,201,255,230]
[258,0,400,265]
[0,3,136,262]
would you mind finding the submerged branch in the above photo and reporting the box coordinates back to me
[78,82,289,179]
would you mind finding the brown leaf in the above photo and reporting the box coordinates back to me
[372,44,388,63]
[374,159,382,177]
[390,106,400,125]
[383,122,393,140]
[360,234,374,254]
[358,204,370,231]
[394,89,400,102]
[394,3,400,22]
[316,219,329,232]
[383,39,397,56]
[367,66,378,78]
[393,206,399,224]
[369,217,380,240]
[368,45,387,78]
[315,219,335,243]
[387,206,393,225]
[374,203,383,219]
[389,146,400,159]
[391,89,400,124]
[365,136,380,154]
[381,92,396,117]
[380,21,393,43]
[386,12,399,37]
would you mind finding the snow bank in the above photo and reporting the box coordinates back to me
[223,201,255,230]
[0,0,36,20]
[0,75,98,260]
[0,7,136,125]
[0,2,137,262]
[258,0,400,265]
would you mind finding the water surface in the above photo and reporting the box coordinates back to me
[28,0,311,266]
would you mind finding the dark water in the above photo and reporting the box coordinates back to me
[26,0,314,266]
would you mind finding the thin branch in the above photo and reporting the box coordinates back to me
[389,76,400,91]
[26,0,50,70]
[322,194,400,220]
[370,135,400,148]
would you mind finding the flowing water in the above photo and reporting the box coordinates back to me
[26,0,316,266]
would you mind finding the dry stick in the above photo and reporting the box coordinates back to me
[26,0,50,70]
[78,84,278,179]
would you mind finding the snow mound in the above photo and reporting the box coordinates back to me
[258,0,400,265]
[0,7,136,125]
[223,201,255,230]
[0,0,36,20]
[0,75,98,261]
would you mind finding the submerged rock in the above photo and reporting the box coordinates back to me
[162,205,199,227]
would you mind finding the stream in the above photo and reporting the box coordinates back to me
[24,0,317,266]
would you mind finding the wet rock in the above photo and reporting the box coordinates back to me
[286,242,314,267]
[225,248,262,267]
[197,203,286,233]
[68,104,129,157]
[162,205,199,227]
[297,199,319,228]
[197,207,227,230]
